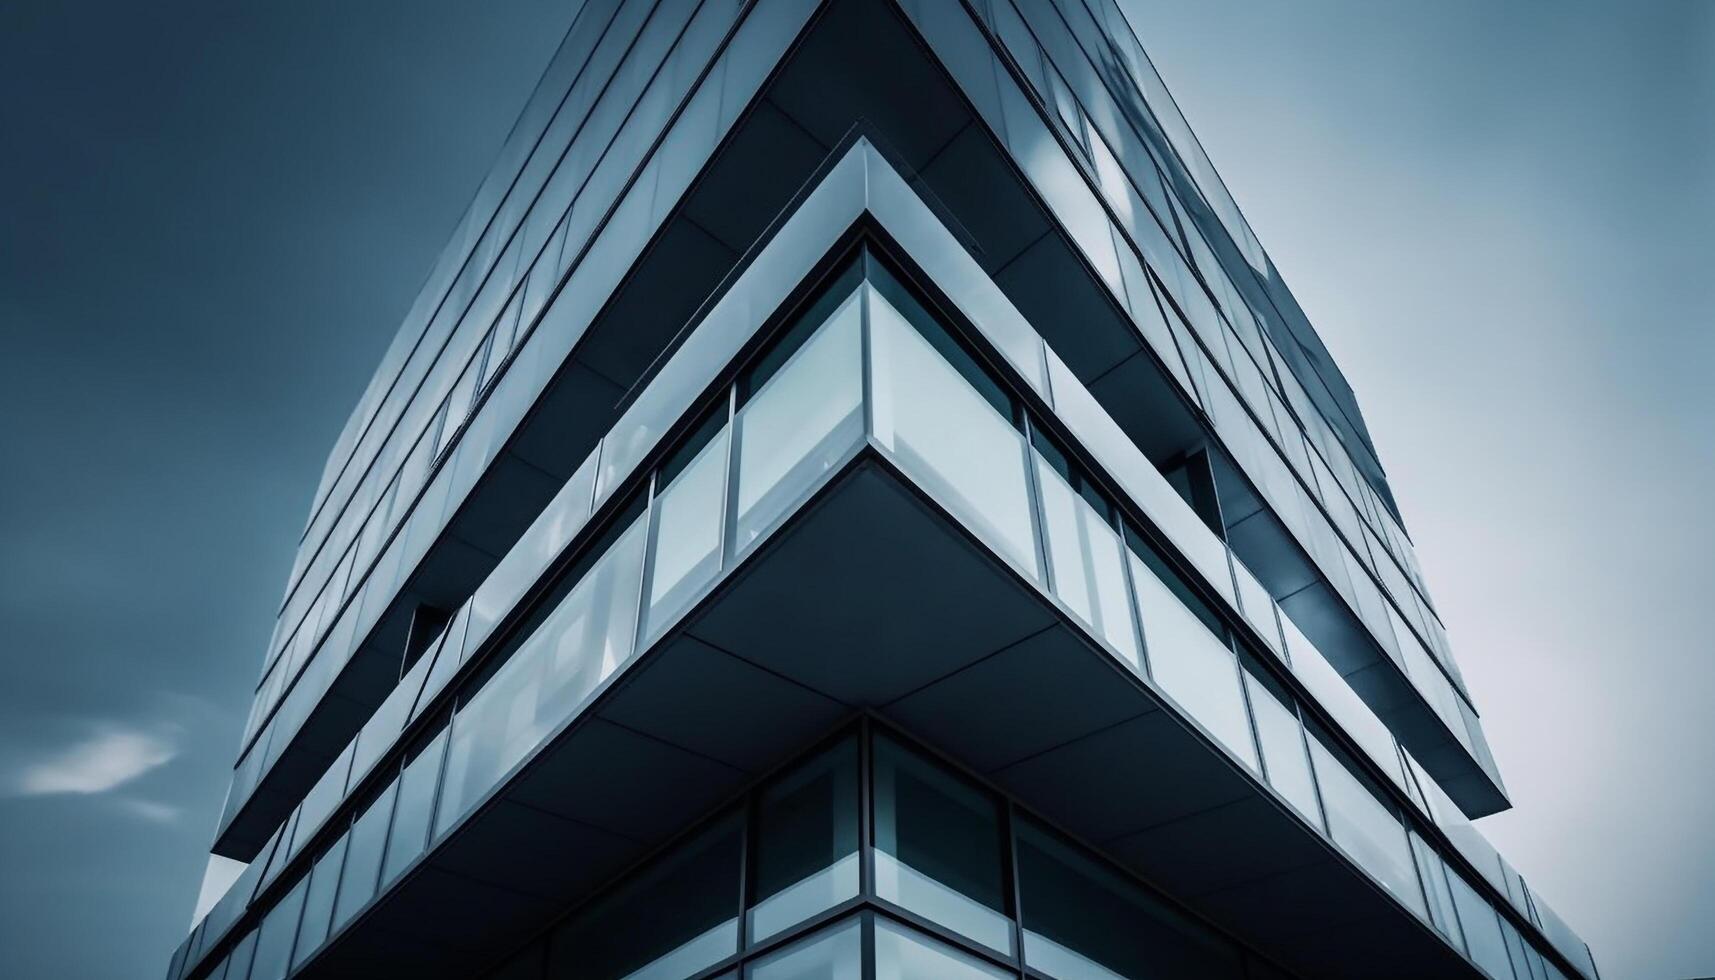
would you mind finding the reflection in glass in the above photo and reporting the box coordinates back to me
[868,286,1040,580]
[1017,820,1245,979]
[749,737,860,943]
[548,813,741,979]
[874,917,1012,980]
[1307,737,1425,919]
[292,837,348,970]
[248,872,307,980]
[332,780,399,933]
[1447,869,1516,980]
[1129,550,1258,770]
[871,736,1012,955]
[745,918,861,980]
[223,930,259,980]
[436,515,647,837]
[644,425,730,637]
[381,729,448,886]
[1032,452,1141,670]
[1243,669,1322,828]
[734,289,864,552]
[1410,831,1465,950]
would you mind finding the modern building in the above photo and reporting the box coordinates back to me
[165,1,1601,978]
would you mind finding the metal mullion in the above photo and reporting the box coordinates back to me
[859,716,876,904]
[737,777,755,955]
[1017,414,1055,593]
[1004,800,1029,975]
[861,909,877,980]
[859,272,877,444]
[1110,506,1152,682]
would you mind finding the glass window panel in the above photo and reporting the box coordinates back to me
[435,359,480,460]
[1129,551,1258,770]
[1307,736,1425,918]
[744,918,861,980]
[1500,920,1534,980]
[1410,831,1465,950]
[872,735,1012,955]
[547,812,741,980]
[1033,453,1141,671]
[247,874,307,980]
[748,737,860,943]
[292,836,348,969]
[436,515,647,836]
[644,424,729,638]
[381,729,448,886]
[1243,670,1322,828]
[1017,820,1244,979]
[733,287,864,552]
[1284,618,1405,788]
[1448,870,1516,979]
[332,780,399,932]
[1232,559,1283,655]
[874,918,1011,980]
[868,286,1040,580]
[223,930,258,980]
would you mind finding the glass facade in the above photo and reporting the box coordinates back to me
[174,2,1597,978]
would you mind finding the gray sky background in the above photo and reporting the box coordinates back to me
[1123,3,1715,978]
[0,1,1707,978]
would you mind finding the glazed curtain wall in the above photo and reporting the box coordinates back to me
[170,251,1590,980]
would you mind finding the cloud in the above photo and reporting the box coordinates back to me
[9,724,179,797]
[115,797,183,824]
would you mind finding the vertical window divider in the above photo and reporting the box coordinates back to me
[1017,414,1055,593]
[368,760,407,913]
[716,383,737,580]
[1111,511,1152,682]
[860,909,878,980]
[736,783,754,956]
[858,717,876,904]
[424,717,454,850]
[628,472,662,658]
[859,278,877,445]
[1003,799,1028,974]
[1294,701,1332,838]
[721,384,744,570]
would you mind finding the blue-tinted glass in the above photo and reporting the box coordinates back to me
[872,736,1012,955]
[874,918,1011,980]
[868,286,1040,580]
[1017,819,1244,979]
[381,729,448,886]
[744,918,861,980]
[332,780,399,932]
[1448,869,1516,979]
[733,287,864,553]
[1307,737,1424,918]
[247,875,307,980]
[292,836,348,970]
[748,737,860,943]
[547,812,740,979]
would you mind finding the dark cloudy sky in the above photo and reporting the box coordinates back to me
[0,1,1708,978]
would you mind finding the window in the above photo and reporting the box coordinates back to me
[1306,732,1424,919]
[331,781,399,932]
[1242,663,1322,827]
[744,918,861,980]
[871,735,1012,954]
[1129,548,1259,771]
[548,812,742,979]
[874,918,1011,980]
[292,838,347,970]
[1016,819,1245,979]
[748,736,861,943]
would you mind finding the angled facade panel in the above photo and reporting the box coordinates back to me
[169,3,1597,979]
